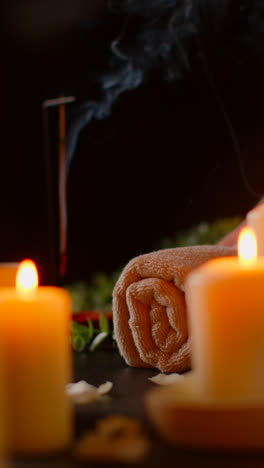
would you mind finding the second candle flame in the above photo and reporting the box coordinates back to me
[16,260,39,293]
[238,227,257,263]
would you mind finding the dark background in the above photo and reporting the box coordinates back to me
[1,1,263,285]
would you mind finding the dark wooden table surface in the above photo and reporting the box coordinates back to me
[12,348,264,468]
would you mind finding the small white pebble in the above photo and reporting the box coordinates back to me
[148,373,185,385]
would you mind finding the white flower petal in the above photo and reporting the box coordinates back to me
[66,381,97,395]
[97,381,113,395]
[148,373,185,385]
[66,380,113,404]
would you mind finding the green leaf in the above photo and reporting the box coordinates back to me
[70,321,91,342]
[89,332,108,351]
[70,321,93,353]
[87,319,94,341]
[99,312,109,334]
[72,334,87,352]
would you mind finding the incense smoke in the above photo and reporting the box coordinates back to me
[66,0,264,172]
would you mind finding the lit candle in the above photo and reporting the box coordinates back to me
[186,227,264,401]
[247,203,264,255]
[0,260,73,455]
[0,263,19,287]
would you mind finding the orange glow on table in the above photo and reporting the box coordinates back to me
[0,260,73,455]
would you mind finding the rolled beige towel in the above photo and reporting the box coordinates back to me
[112,245,237,373]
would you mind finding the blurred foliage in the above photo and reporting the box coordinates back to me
[65,270,121,314]
[70,313,113,352]
[158,216,242,249]
[65,216,242,314]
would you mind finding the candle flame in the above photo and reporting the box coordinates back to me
[238,227,257,263]
[16,260,39,293]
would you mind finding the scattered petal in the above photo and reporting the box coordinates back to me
[148,373,185,385]
[66,380,113,404]
[66,380,96,395]
[98,381,113,395]
[89,331,108,351]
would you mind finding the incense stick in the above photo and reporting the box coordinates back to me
[42,95,76,282]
